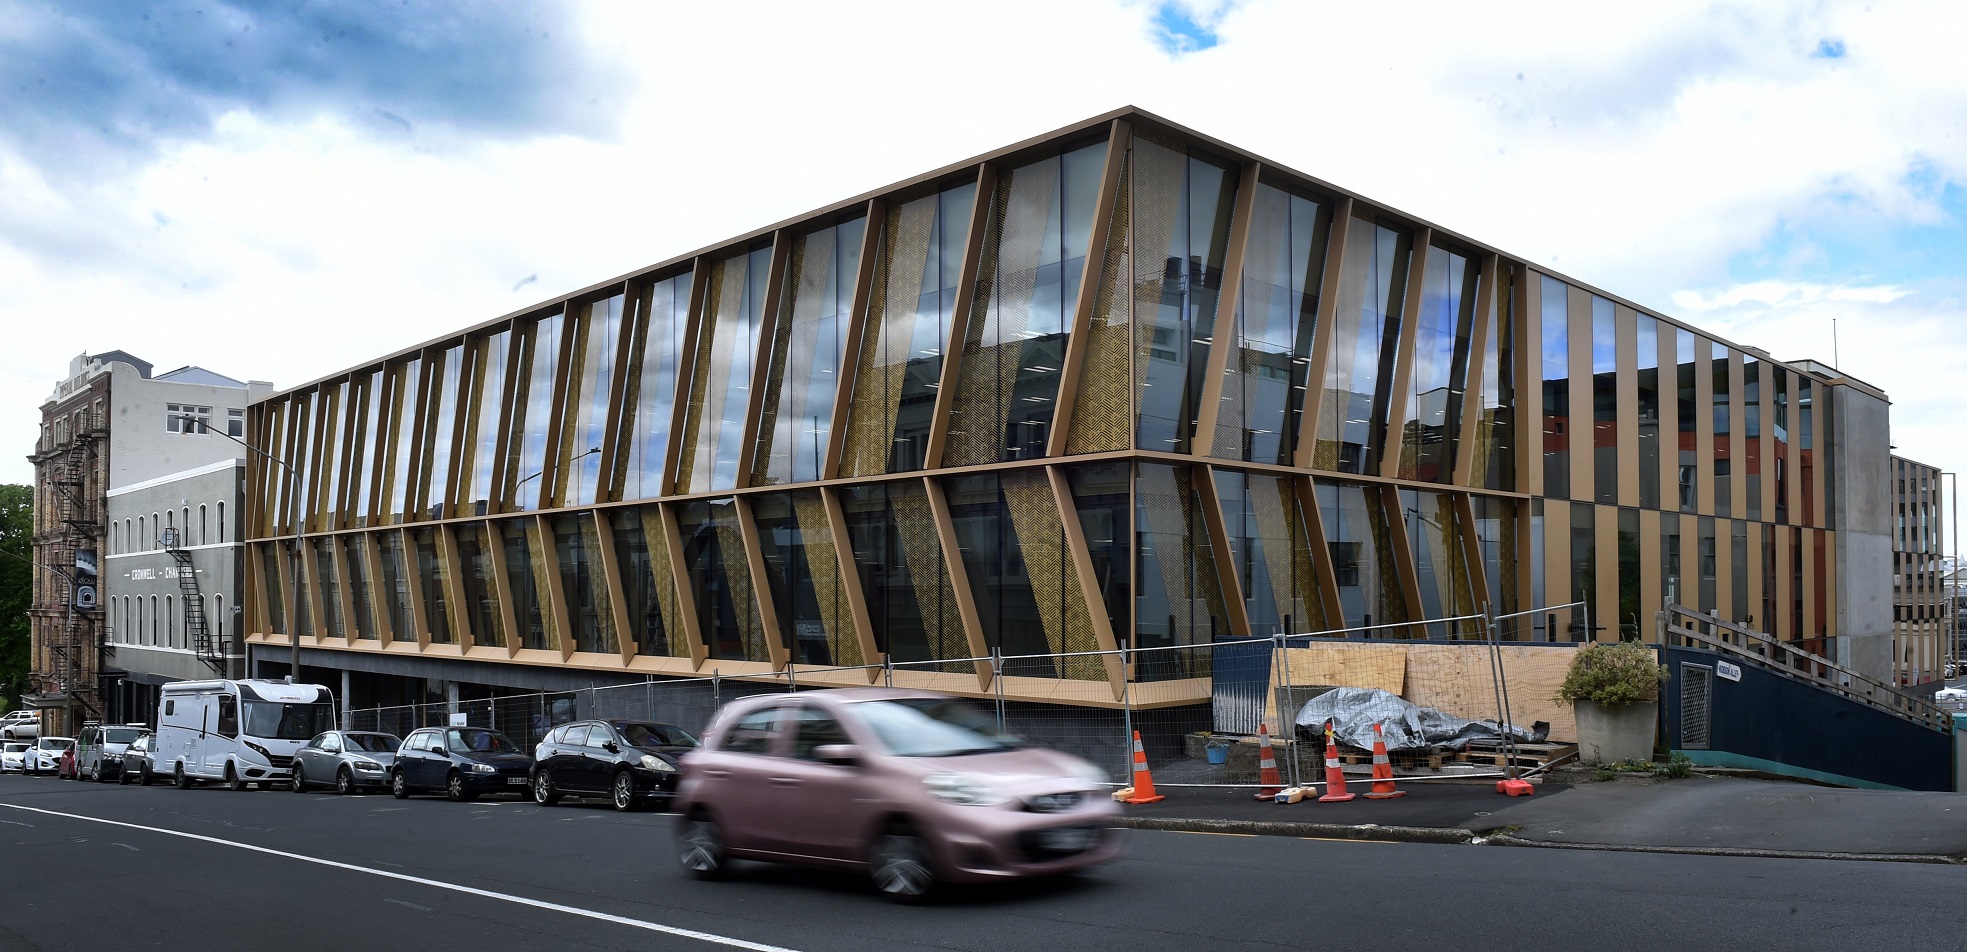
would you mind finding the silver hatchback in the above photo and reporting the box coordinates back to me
[291,731,401,794]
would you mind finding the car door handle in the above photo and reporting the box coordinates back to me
[769,777,801,787]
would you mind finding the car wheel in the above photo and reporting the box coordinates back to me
[225,764,246,792]
[532,769,560,806]
[611,770,636,812]
[174,763,190,790]
[391,770,409,799]
[291,765,307,792]
[677,814,729,880]
[118,766,131,785]
[870,825,936,903]
[140,765,154,787]
[445,771,475,802]
[92,761,106,783]
[335,767,355,796]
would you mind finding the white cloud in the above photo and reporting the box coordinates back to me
[2,0,1964,493]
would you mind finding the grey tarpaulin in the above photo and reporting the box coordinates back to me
[1291,687,1548,751]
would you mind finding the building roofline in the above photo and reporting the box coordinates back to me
[254,105,1879,404]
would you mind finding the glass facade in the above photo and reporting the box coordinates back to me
[242,113,1862,703]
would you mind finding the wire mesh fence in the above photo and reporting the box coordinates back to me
[337,608,1581,791]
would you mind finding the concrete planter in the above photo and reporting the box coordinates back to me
[1574,699,1658,765]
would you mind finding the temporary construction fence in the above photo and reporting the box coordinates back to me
[342,603,1589,794]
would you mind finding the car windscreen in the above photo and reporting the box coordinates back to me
[849,699,1020,757]
[618,724,699,749]
[345,734,401,753]
[42,739,74,750]
[242,701,336,741]
[446,730,519,755]
[101,728,143,745]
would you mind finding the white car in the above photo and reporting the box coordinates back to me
[1,742,27,773]
[1934,686,1967,701]
[24,737,74,775]
[1,710,40,740]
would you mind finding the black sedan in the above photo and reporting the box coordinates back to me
[391,727,532,802]
[531,720,699,811]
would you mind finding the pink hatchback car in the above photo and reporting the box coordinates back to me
[673,688,1122,901]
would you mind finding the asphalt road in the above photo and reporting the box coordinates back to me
[2,773,1961,952]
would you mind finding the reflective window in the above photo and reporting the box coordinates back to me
[677,248,772,494]
[1136,462,1230,654]
[459,330,509,517]
[313,537,345,639]
[1743,354,1762,522]
[1470,495,1518,616]
[1773,369,1789,524]
[1571,503,1594,637]
[422,344,464,519]
[1636,315,1661,509]
[839,482,967,667]
[1676,328,1698,512]
[1731,520,1749,624]
[559,295,622,507]
[609,508,679,657]
[384,359,422,522]
[1316,481,1411,632]
[454,523,504,648]
[1539,276,1570,497]
[1213,180,1331,463]
[1591,297,1617,505]
[756,218,866,485]
[1132,137,1238,454]
[553,513,616,654]
[1663,514,1683,605]
[752,492,862,667]
[1402,489,1475,637]
[509,311,564,511]
[840,182,975,476]
[945,471,1104,680]
[378,530,412,642]
[1217,470,1327,636]
[1798,376,1815,524]
[1698,516,1717,615]
[621,273,692,501]
[676,499,767,663]
[260,543,286,634]
[1064,462,1132,644]
[944,141,1107,466]
[501,519,554,651]
[1617,508,1641,639]
[1711,341,1731,518]
[1398,244,1479,482]
[1315,218,1412,474]
[315,381,347,530]
[413,527,450,645]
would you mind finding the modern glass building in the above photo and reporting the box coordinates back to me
[242,107,1896,708]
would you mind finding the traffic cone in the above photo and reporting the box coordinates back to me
[1121,731,1164,804]
[1252,723,1283,800]
[1317,721,1355,803]
[1363,722,1406,800]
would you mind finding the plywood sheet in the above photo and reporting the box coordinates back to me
[1260,643,1578,742]
[1264,645,1407,728]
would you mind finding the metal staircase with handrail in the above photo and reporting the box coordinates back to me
[162,527,227,673]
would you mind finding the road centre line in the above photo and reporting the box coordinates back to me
[0,802,802,952]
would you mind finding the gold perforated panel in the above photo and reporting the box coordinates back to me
[791,492,863,667]
[841,198,935,476]
[999,471,1104,679]
[713,505,768,662]
[675,258,749,494]
[637,507,691,659]
[1066,150,1132,455]
[946,158,1058,467]
[888,482,969,661]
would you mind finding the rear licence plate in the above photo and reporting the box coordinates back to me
[1038,827,1094,851]
[506,777,527,786]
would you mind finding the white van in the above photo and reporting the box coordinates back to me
[157,680,335,790]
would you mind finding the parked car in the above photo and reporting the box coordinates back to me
[1935,686,1967,701]
[531,720,698,811]
[57,745,79,780]
[1,742,27,773]
[118,733,161,785]
[292,731,400,794]
[390,727,531,802]
[1,710,40,740]
[77,724,149,783]
[673,689,1120,901]
[24,737,74,776]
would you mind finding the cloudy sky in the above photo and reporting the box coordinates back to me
[4,0,1962,518]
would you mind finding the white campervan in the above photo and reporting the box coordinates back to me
[157,679,335,790]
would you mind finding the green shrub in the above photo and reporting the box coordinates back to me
[1651,752,1694,779]
[1555,641,1668,708]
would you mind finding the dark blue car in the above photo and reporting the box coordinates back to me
[391,727,532,802]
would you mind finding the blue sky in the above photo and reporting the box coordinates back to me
[1,0,1961,497]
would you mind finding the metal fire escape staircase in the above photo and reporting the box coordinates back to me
[46,411,104,720]
[163,528,227,673]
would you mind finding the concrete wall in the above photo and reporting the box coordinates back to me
[104,362,260,487]
[1828,384,1895,684]
[104,461,246,683]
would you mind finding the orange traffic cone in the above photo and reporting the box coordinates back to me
[1363,722,1405,800]
[1317,721,1355,803]
[1121,730,1165,804]
[1252,723,1283,800]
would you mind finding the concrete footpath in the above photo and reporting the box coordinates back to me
[1113,773,1967,863]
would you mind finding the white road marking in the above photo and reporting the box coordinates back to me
[386,898,433,911]
[1,802,802,952]
[112,843,139,851]
[0,820,32,827]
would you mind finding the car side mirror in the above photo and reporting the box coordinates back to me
[603,742,620,754]
[812,744,861,767]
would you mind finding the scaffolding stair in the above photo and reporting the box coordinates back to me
[163,529,227,673]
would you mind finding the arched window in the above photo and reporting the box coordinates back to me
[165,594,175,649]
[149,595,159,646]
[214,593,225,646]
[182,507,190,539]
[217,501,226,543]
[138,515,146,552]
[199,504,208,546]
[153,513,162,548]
